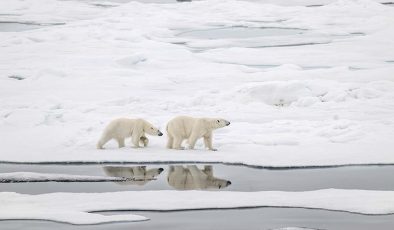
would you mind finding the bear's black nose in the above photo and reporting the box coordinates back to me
[158,168,164,173]
[226,121,230,126]
[158,131,163,136]
[226,181,232,186]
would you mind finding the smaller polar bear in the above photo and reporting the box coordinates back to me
[103,166,164,186]
[97,118,163,149]
[166,116,230,151]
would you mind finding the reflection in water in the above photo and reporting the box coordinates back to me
[167,165,231,190]
[103,166,163,186]
[103,165,231,190]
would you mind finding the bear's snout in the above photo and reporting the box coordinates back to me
[225,121,230,126]
[158,131,163,136]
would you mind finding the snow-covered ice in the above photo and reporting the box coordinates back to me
[1,0,394,168]
[1,189,394,224]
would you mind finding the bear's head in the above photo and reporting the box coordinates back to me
[132,166,164,180]
[207,177,232,190]
[210,118,230,130]
[143,121,163,136]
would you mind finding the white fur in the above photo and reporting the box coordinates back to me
[97,118,162,149]
[167,165,231,190]
[166,116,230,151]
[103,166,163,186]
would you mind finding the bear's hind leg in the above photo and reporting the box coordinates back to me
[173,137,185,150]
[166,135,174,149]
[97,135,112,149]
[117,138,125,148]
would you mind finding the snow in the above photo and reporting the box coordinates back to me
[0,172,127,183]
[1,189,394,224]
[1,0,394,168]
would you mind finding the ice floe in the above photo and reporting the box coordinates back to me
[1,189,393,224]
[0,0,394,168]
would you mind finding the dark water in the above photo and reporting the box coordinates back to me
[1,164,394,194]
[1,163,393,230]
[1,207,393,230]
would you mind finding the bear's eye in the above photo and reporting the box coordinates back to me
[151,127,154,130]
[217,120,220,123]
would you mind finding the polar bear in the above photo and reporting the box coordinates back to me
[166,116,230,151]
[103,166,164,186]
[167,165,231,190]
[97,118,163,149]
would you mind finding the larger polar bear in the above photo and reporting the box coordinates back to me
[97,118,163,149]
[167,165,231,190]
[166,116,230,151]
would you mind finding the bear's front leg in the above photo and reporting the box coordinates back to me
[203,165,213,176]
[204,132,217,151]
[131,133,141,148]
[139,135,149,147]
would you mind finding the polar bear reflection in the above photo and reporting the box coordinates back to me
[168,165,231,190]
[103,166,163,186]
